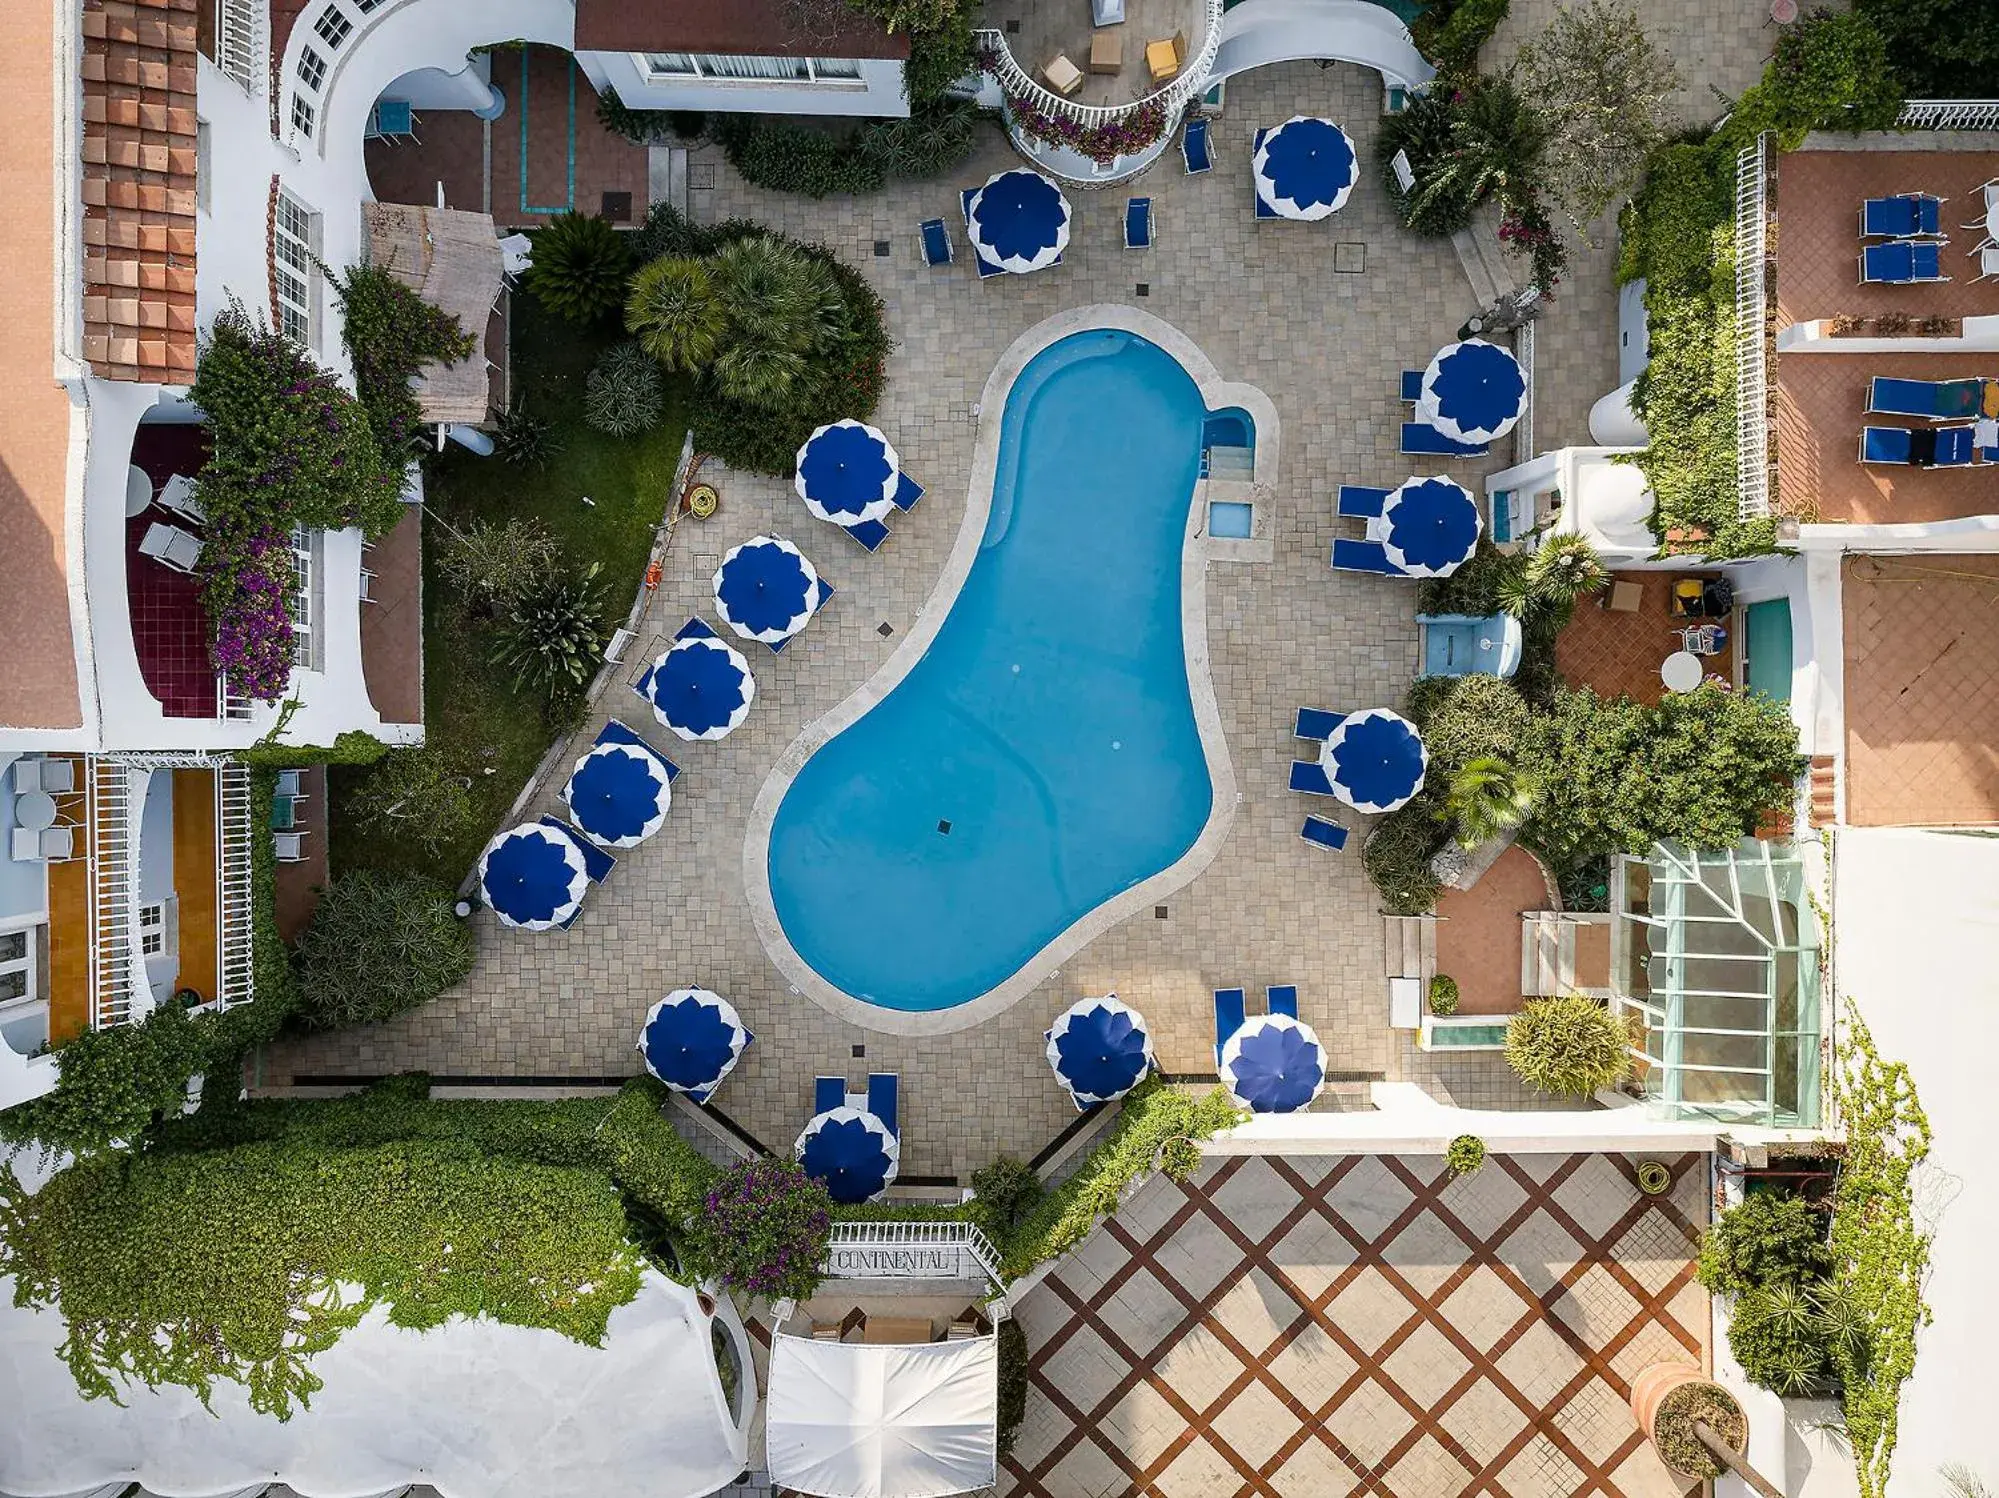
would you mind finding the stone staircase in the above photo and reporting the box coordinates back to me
[648,144,689,219]
[1808,755,1838,828]
[1383,914,1437,982]
[1204,444,1254,480]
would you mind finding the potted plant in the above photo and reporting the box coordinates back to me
[1630,1364,1780,1496]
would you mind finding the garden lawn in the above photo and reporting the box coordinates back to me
[331,291,687,883]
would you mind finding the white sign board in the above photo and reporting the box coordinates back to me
[826,1242,983,1280]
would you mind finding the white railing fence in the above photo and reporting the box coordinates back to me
[1733,133,1772,523]
[976,0,1224,131]
[215,764,256,1008]
[215,0,265,98]
[1896,100,1999,131]
[1514,317,1535,466]
[85,758,139,1030]
[824,1220,1006,1287]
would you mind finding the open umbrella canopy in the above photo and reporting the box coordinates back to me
[714,535,822,646]
[795,1106,901,1205]
[795,419,899,526]
[478,822,588,930]
[1252,116,1357,220]
[1220,1012,1327,1113]
[1044,994,1155,1110]
[1321,708,1428,814]
[639,988,752,1102]
[645,633,754,741]
[967,169,1071,274]
[562,742,672,847]
[1418,339,1526,444]
[1379,476,1482,577]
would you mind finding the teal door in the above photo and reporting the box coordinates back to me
[1743,599,1793,704]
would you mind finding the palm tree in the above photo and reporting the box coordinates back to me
[1441,755,1538,849]
[1526,532,1609,607]
[708,235,842,406]
[625,257,725,372]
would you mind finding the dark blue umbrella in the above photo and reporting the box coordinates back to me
[645,635,755,742]
[639,988,752,1102]
[1322,709,1428,814]
[795,419,898,525]
[713,534,821,647]
[1220,1014,1326,1113]
[478,822,587,930]
[1380,476,1482,578]
[1045,995,1155,1109]
[562,742,672,847]
[795,1106,900,1204]
[1252,116,1357,220]
[1419,339,1527,444]
[967,169,1071,274]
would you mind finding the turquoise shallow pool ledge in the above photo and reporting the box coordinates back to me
[742,306,1280,1038]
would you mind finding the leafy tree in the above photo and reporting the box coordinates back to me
[523,211,632,324]
[291,869,475,1029]
[492,564,609,693]
[1515,1,1680,235]
[1520,532,1609,610]
[1855,0,1999,100]
[1505,993,1631,1096]
[709,235,844,407]
[343,748,476,857]
[1379,77,1547,237]
[331,264,476,479]
[583,340,666,436]
[435,516,561,618]
[1698,1191,1834,1296]
[1441,754,1539,849]
[1728,1279,1867,1396]
[626,257,726,372]
[1410,674,1534,782]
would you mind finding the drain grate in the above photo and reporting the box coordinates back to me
[877,621,894,637]
[1135,282,1150,297]
[873,239,891,258]
[937,819,953,835]
[1155,905,1169,919]
[852,1043,866,1059]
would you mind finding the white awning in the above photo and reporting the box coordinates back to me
[766,1332,997,1498]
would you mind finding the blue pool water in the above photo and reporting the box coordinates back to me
[766,330,1219,1011]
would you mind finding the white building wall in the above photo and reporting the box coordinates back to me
[575,51,909,119]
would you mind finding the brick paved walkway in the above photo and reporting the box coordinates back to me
[1007,1150,1710,1498]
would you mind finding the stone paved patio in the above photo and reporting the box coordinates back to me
[1006,1150,1710,1498]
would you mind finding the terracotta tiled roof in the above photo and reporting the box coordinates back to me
[573,0,909,59]
[81,0,199,382]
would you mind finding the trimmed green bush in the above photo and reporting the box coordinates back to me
[1445,1134,1486,1176]
[523,212,633,324]
[1698,1191,1834,1296]
[1363,796,1448,916]
[997,1317,1029,1456]
[1505,993,1631,1097]
[1428,975,1460,1017]
[1415,674,1534,782]
[713,116,886,198]
[1856,0,1999,99]
[291,869,474,1029]
[583,340,666,436]
[970,1155,1045,1239]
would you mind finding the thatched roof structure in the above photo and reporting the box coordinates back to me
[362,202,502,425]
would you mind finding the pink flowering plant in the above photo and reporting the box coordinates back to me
[976,41,1170,165]
[685,1158,834,1301]
[200,519,295,701]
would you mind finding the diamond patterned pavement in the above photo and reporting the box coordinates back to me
[1004,1151,1709,1498]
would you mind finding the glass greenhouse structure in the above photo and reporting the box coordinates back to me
[1610,841,1823,1127]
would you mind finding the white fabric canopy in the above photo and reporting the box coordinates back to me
[767,1331,998,1498]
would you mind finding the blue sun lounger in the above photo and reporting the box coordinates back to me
[1125,197,1152,249]
[1295,707,1344,741]
[766,576,835,655]
[1251,128,1278,219]
[1182,116,1212,175]
[1860,426,1914,464]
[1861,241,1946,284]
[1400,370,1425,403]
[1401,422,1490,458]
[1332,537,1406,575]
[1866,376,1986,420]
[1337,484,1389,520]
[1289,759,1337,794]
[814,1075,845,1114]
[839,475,923,553]
[867,1073,899,1136]
[960,187,1006,279]
[1928,427,1978,467]
[1267,985,1298,1019]
[595,718,680,781]
[919,218,952,267]
[1301,815,1349,851]
[1860,194,1942,238]
[1214,987,1246,1065]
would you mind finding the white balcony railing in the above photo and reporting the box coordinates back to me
[1732,134,1772,522]
[976,0,1224,139]
[215,0,265,97]
[1896,99,1999,131]
[824,1220,1007,1287]
[215,764,255,1008]
[85,758,140,1031]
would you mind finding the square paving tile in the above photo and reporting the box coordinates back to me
[1097,1265,1191,1362]
[1039,1323,1129,1413]
[1500,1432,1587,1498]
[1436,1375,1528,1468]
[1325,1156,1416,1241]
[1264,1319,1361,1408]
[1551,1261,1645,1347]
[1438,1266,1537,1352]
[1209,1266,1299,1359]
[1550,1153,1641,1241]
[1328,1266,1420,1358]
[1207,1154,1306,1245]
[1383,1430,1475,1497]
[1153,1433,1241,1498]
[1153,1323,1250,1414]
[1495,1320,1587,1407]
[1379,1318,1472,1408]
[1322,1377,1416,1469]
[1208,1378,1299,1471]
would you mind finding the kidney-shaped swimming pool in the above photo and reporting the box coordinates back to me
[763,328,1239,1012]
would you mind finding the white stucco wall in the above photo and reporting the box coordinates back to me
[575,51,909,118]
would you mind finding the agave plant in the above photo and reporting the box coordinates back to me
[1526,532,1609,607]
[522,211,632,324]
[492,402,560,470]
[583,341,666,437]
[625,256,726,372]
[493,563,608,693]
[1440,754,1539,849]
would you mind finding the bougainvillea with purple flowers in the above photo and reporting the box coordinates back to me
[199,518,296,701]
[975,40,1171,166]
[684,1157,833,1301]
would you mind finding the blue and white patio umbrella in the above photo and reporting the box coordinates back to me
[1320,708,1428,815]
[645,635,755,741]
[1253,116,1358,221]
[967,169,1071,274]
[1220,1012,1327,1114]
[638,987,752,1103]
[1379,476,1482,578]
[478,821,588,931]
[795,419,899,527]
[714,534,822,648]
[1045,994,1156,1110]
[795,1105,901,1204]
[562,740,672,848]
[1418,339,1527,445]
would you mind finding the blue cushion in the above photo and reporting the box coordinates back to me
[1301,816,1349,851]
[1125,197,1152,248]
[1863,242,1916,282]
[1183,118,1212,174]
[814,1076,846,1114]
[1861,198,1918,237]
[1336,484,1389,519]
[919,218,951,266]
[867,1072,899,1137]
[1267,985,1298,1018]
[675,615,717,641]
[1214,987,1246,1065]
[1932,426,1976,467]
[1400,422,1489,457]
[1294,707,1345,741]
[1331,538,1404,575]
[892,473,924,511]
[1400,370,1424,403]
[1861,426,1914,464]
[843,517,891,552]
[1289,760,1336,795]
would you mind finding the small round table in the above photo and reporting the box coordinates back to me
[125,465,154,518]
[1660,651,1704,694]
[14,791,57,832]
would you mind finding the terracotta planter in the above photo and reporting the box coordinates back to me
[1631,1363,1751,1480]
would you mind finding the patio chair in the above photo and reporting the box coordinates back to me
[959,186,1006,279]
[1300,815,1349,851]
[839,516,893,552]
[139,522,203,574]
[1964,177,1999,228]
[274,767,305,798]
[597,718,680,781]
[1294,707,1344,741]
[1677,623,1730,656]
[1144,29,1186,84]
[366,99,418,143]
[1331,537,1406,575]
[498,233,533,280]
[1214,987,1246,1066]
[1124,197,1153,250]
[814,1076,846,1114]
[1400,422,1489,457]
[1089,28,1123,75]
[156,473,205,524]
[1041,53,1084,98]
[1866,376,1986,420]
[1336,484,1389,520]
[919,218,952,268]
[767,576,834,656]
[1252,128,1277,220]
[1289,760,1337,795]
[1860,425,1916,464]
[866,1073,899,1136]
[1860,241,1946,284]
[536,816,613,930]
[273,829,307,863]
[893,473,924,511]
[1976,245,1999,283]
[13,757,75,795]
[1927,425,1978,468]
[359,568,379,604]
[1182,117,1213,175]
[1399,370,1424,403]
[1860,194,1942,238]
[1267,985,1298,1019]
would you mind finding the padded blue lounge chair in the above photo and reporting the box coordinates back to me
[1332,537,1405,575]
[635,616,717,703]
[1289,760,1337,794]
[814,1076,846,1114]
[766,576,835,655]
[1861,241,1946,284]
[1866,376,1986,420]
[1929,426,1977,467]
[1861,426,1915,464]
[960,186,1006,279]
[919,218,952,267]
[893,473,924,511]
[841,517,891,552]
[535,815,613,926]
[1337,484,1390,520]
[1125,197,1152,249]
[1301,815,1349,851]
[1214,987,1246,1066]
[596,718,680,781]
[1295,707,1344,741]
[1251,128,1278,219]
[1182,116,1213,175]
[1860,194,1942,238]
[1267,985,1298,1019]
[866,1073,899,1136]
[1399,369,1424,403]
[1401,422,1490,458]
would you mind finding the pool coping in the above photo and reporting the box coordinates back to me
[741,305,1280,1038]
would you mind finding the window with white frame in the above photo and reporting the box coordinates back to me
[137,904,166,958]
[0,925,38,1005]
[313,6,352,48]
[296,45,327,91]
[290,93,316,137]
[635,52,866,84]
[273,190,319,347]
[289,525,318,670]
